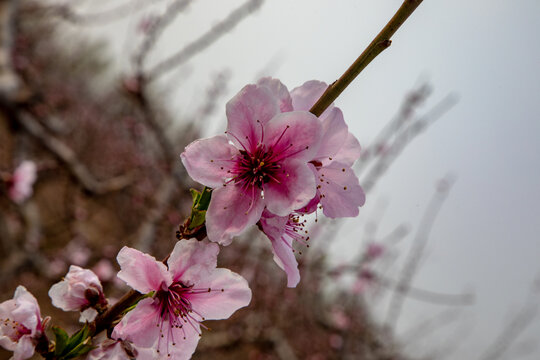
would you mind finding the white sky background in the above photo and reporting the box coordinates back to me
[53,0,540,358]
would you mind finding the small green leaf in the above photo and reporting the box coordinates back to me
[190,210,206,228]
[190,188,201,204]
[196,187,212,211]
[67,323,90,349]
[52,326,69,356]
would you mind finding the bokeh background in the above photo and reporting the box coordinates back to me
[1,0,539,359]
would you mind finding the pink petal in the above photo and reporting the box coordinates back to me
[259,213,300,288]
[112,298,160,348]
[167,240,219,286]
[188,268,252,320]
[116,247,171,294]
[12,336,35,360]
[313,107,349,164]
[206,184,265,245]
[180,135,237,188]
[11,286,41,334]
[87,340,131,360]
[291,80,332,116]
[331,132,362,167]
[262,111,321,162]
[259,210,288,240]
[159,320,200,360]
[313,162,365,218]
[257,77,293,112]
[263,160,317,216]
[226,84,279,152]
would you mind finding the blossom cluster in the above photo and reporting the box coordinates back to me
[182,78,365,287]
[0,78,364,360]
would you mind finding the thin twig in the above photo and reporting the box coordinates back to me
[50,0,167,26]
[133,0,192,75]
[385,176,455,329]
[146,0,264,82]
[17,111,134,195]
[309,0,424,117]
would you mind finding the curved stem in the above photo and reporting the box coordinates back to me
[309,0,424,117]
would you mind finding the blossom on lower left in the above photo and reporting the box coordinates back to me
[112,239,252,359]
[0,286,44,360]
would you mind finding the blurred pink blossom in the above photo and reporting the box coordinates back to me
[65,240,91,266]
[92,259,116,282]
[329,308,350,330]
[8,161,37,204]
[365,242,385,261]
[329,333,344,349]
[0,286,43,360]
[112,239,252,359]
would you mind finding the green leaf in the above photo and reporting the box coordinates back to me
[63,338,94,359]
[67,323,90,349]
[190,188,201,204]
[196,187,212,211]
[52,326,69,356]
[190,210,206,228]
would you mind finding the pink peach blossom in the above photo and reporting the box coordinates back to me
[181,81,322,244]
[258,209,310,288]
[0,286,43,360]
[290,80,365,218]
[112,239,252,359]
[8,161,37,204]
[48,265,107,322]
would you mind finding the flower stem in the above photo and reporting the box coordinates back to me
[309,0,424,117]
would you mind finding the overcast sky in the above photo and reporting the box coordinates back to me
[60,0,540,358]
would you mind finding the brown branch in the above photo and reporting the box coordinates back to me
[385,176,455,329]
[49,0,167,26]
[309,0,424,117]
[17,111,135,195]
[132,0,191,76]
[146,0,264,82]
[360,94,458,193]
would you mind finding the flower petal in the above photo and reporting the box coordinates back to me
[257,77,293,112]
[167,240,219,286]
[331,132,362,167]
[226,84,279,152]
[259,210,288,240]
[314,107,349,163]
[262,111,321,162]
[206,184,265,245]
[160,320,200,360]
[112,298,160,348]
[116,247,171,294]
[188,268,252,320]
[180,135,237,188]
[11,286,41,335]
[12,335,35,360]
[313,162,365,218]
[291,80,332,116]
[259,213,300,288]
[264,160,317,216]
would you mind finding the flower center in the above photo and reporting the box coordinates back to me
[0,317,31,342]
[232,144,282,190]
[284,213,310,254]
[154,282,223,357]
